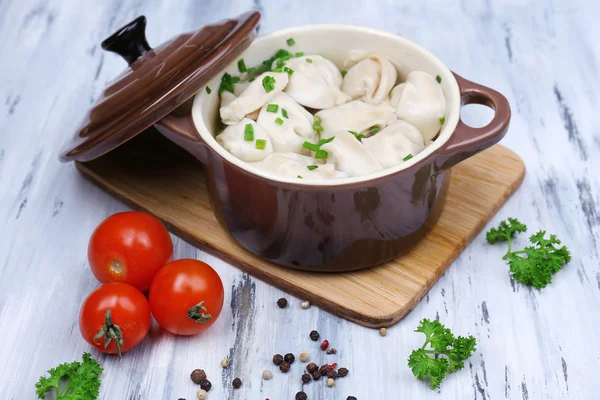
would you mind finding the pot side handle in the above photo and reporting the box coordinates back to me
[436,73,511,170]
[154,114,209,163]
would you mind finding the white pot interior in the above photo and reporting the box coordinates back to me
[192,25,460,186]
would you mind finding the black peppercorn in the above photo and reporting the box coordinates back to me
[319,364,330,376]
[232,377,242,388]
[326,348,337,355]
[347,397,357,400]
[190,369,206,384]
[277,298,288,308]
[279,361,291,373]
[312,370,321,381]
[200,379,212,391]
[337,367,349,378]
[301,373,311,384]
[272,354,284,366]
[309,330,320,341]
[327,369,337,379]
[295,392,308,400]
[306,362,318,374]
[284,353,295,364]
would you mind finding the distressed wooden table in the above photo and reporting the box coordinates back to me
[1,0,598,399]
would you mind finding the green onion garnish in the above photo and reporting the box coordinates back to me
[256,139,267,149]
[302,141,320,151]
[238,59,247,73]
[318,136,335,146]
[315,149,328,159]
[439,116,446,125]
[436,75,442,84]
[267,104,279,113]
[218,73,241,94]
[248,67,257,74]
[369,125,380,134]
[284,66,294,75]
[307,165,318,171]
[313,115,324,132]
[275,117,284,125]
[205,86,211,94]
[348,130,365,141]
[287,38,296,46]
[341,69,347,77]
[297,175,303,179]
[249,77,256,82]
[295,52,304,57]
[403,153,413,161]
[282,109,289,119]
[306,58,313,63]
[244,124,254,141]
[262,76,276,93]
[272,67,283,73]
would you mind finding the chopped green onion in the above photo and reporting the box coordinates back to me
[369,125,380,134]
[306,58,313,63]
[273,49,292,59]
[244,124,254,141]
[262,76,276,93]
[283,66,294,75]
[439,116,446,125]
[205,86,211,94]
[249,77,256,82]
[297,175,303,179]
[307,165,319,171]
[282,109,289,119]
[272,67,283,73]
[318,136,335,146]
[275,117,284,125]
[238,59,247,73]
[256,139,267,149]
[436,75,442,84]
[248,67,257,74]
[218,72,241,94]
[267,104,279,113]
[287,38,296,46]
[295,52,304,57]
[302,141,320,151]
[315,149,328,159]
[348,130,365,141]
[403,154,413,161]
[312,115,324,132]
[348,130,358,136]
[341,69,347,77]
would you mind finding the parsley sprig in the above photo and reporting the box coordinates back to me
[35,353,103,399]
[408,319,476,390]
[486,218,571,289]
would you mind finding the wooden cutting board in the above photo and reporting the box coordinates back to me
[76,129,525,328]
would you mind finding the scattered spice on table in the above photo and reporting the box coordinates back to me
[196,389,207,400]
[221,358,230,368]
[319,364,330,375]
[320,340,329,350]
[306,362,318,374]
[296,392,308,400]
[273,354,284,365]
[302,373,311,383]
[312,370,321,381]
[232,377,242,388]
[327,369,337,379]
[309,330,320,341]
[200,380,212,391]
[337,367,349,378]
[277,298,288,308]
[299,352,309,362]
[347,397,357,400]
[327,378,335,387]
[379,327,388,337]
[301,301,310,309]
[262,370,273,380]
[326,348,337,355]
[190,369,206,384]
[279,361,291,373]
[284,353,295,364]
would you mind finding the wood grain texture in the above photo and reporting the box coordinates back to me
[76,130,525,328]
[1,0,599,399]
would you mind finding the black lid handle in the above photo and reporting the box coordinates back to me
[101,16,152,65]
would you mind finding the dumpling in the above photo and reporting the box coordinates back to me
[252,153,348,180]
[390,71,446,141]
[215,118,273,162]
[362,121,425,168]
[319,130,383,177]
[220,72,289,125]
[342,52,397,104]
[282,55,351,109]
[315,100,396,138]
[219,82,260,121]
[256,93,317,154]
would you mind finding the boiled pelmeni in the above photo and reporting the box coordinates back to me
[362,121,425,168]
[252,153,348,180]
[342,53,397,104]
[390,71,446,141]
[256,93,317,154]
[319,130,383,177]
[282,56,351,109]
[215,118,273,162]
[315,100,396,138]
[220,72,289,125]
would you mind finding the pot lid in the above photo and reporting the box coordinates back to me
[60,11,261,162]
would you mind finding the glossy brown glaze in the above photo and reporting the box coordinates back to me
[59,11,261,162]
[155,73,510,271]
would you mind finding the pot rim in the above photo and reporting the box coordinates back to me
[192,24,461,187]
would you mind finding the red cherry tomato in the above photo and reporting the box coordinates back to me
[79,283,151,358]
[88,211,173,292]
[149,259,224,336]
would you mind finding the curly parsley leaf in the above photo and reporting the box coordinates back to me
[408,319,476,389]
[35,353,103,399]
[485,218,527,250]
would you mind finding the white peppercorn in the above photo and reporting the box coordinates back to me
[221,358,229,368]
[262,370,273,380]
[379,327,388,337]
[196,389,207,400]
[327,377,335,387]
[300,301,310,309]
[299,352,309,362]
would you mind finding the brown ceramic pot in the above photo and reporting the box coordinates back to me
[153,25,511,271]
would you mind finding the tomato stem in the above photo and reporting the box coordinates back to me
[187,301,212,324]
[93,309,125,360]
